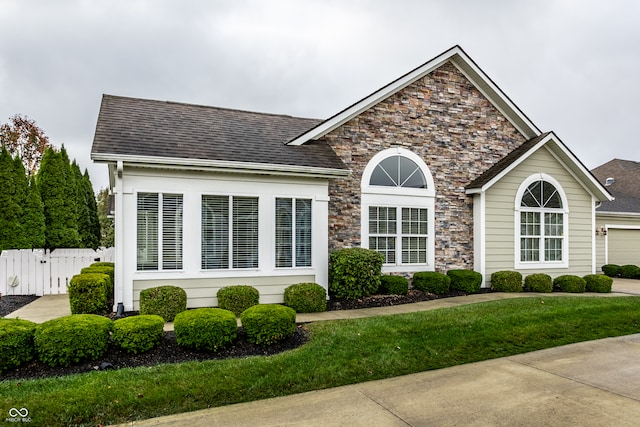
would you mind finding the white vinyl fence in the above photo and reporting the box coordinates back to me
[0,248,114,296]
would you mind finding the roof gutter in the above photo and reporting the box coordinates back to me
[91,153,350,179]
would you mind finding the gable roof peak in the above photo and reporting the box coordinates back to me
[286,45,541,146]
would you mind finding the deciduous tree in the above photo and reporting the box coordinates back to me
[0,114,50,175]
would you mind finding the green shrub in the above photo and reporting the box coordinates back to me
[412,271,451,295]
[112,315,165,354]
[174,308,237,351]
[490,271,523,292]
[240,304,296,346]
[90,261,115,268]
[524,274,553,293]
[601,264,621,277]
[0,318,36,373]
[620,265,640,279]
[583,274,613,293]
[139,285,187,322]
[81,265,114,292]
[34,314,112,367]
[379,275,409,295]
[68,273,110,315]
[553,275,586,293]
[447,269,483,294]
[329,248,384,299]
[283,283,327,313]
[217,285,260,316]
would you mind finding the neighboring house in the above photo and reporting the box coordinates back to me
[592,159,640,267]
[91,45,612,311]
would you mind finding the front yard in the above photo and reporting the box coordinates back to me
[2,296,640,426]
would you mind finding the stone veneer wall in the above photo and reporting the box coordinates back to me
[321,62,527,272]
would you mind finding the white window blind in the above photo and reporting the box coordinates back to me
[137,193,183,271]
[276,198,312,268]
[202,195,258,269]
[369,206,428,265]
[519,180,564,263]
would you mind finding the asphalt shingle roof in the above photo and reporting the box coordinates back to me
[591,159,640,214]
[91,95,347,172]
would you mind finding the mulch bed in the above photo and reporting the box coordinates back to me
[0,289,477,381]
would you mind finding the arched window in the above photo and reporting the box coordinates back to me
[515,174,568,268]
[361,148,435,272]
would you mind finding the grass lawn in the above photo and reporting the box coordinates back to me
[2,296,640,426]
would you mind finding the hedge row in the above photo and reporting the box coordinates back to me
[488,271,613,294]
[602,264,640,279]
[1,304,298,373]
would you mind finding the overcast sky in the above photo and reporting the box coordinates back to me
[1,0,639,191]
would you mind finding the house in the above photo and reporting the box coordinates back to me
[91,45,612,311]
[592,159,640,267]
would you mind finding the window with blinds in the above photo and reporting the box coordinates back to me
[202,195,258,269]
[137,192,183,271]
[276,198,312,268]
[369,206,428,265]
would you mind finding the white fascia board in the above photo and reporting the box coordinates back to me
[598,211,640,217]
[91,153,350,179]
[542,137,613,202]
[464,136,550,195]
[288,45,540,146]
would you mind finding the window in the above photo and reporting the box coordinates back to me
[202,195,258,269]
[275,198,312,268]
[361,148,435,271]
[516,175,568,268]
[369,206,428,264]
[137,193,183,271]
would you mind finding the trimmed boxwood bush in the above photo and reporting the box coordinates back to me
[90,261,115,268]
[240,304,296,346]
[620,264,640,279]
[81,265,114,290]
[0,318,36,373]
[112,315,165,354]
[217,285,260,316]
[34,314,112,367]
[584,274,613,293]
[601,264,621,277]
[68,273,110,315]
[553,275,586,293]
[490,271,523,292]
[284,283,327,313]
[379,275,409,295]
[140,285,187,322]
[329,248,384,299]
[412,272,451,295]
[524,273,553,293]
[174,308,237,352]
[447,269,482,294]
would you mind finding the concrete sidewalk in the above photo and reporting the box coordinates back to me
[119,334,640,426]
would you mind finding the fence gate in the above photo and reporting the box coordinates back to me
[0,248,114,297]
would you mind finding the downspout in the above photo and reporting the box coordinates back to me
[114,160,125,315]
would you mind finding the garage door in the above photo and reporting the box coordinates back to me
[608,228,640,265]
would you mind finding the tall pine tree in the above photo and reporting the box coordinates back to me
[0,147,21,251]
[23,175,45,248]
[83,169,101,248]
[37,147,81,249]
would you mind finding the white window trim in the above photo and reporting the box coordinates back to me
[514,173,569,269]
[361,148,435,273]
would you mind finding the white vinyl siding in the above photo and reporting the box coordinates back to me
[201,195,258,270]
[136,192,183,271]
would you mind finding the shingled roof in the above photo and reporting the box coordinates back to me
[591,159,640,214]
[91,95,348,175]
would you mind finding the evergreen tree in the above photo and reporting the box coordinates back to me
[75,166,101,249]
[12,154,28,247]
[23,175,45,248]
[37,147,81,249]
[97,187,114,247]
[0,147,21,251]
